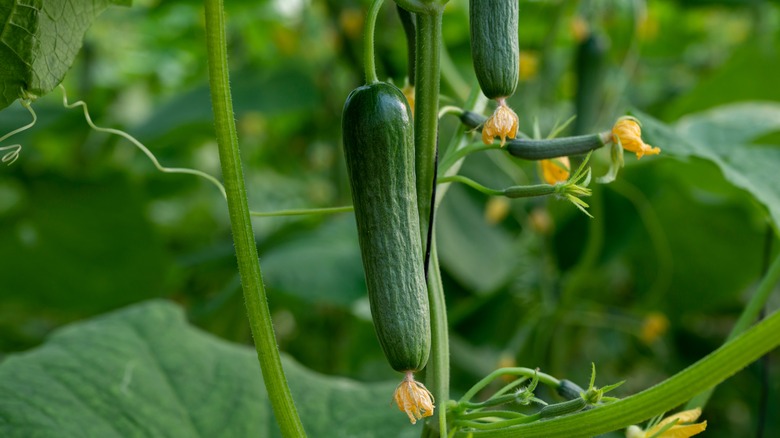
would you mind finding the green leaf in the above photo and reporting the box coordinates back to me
[663,44,780,121]
[638,103,780,232]
[437,184,521,294]
[0,0,132,110]
[262,216,367,308]
[0,175,170,315]
[0,300,418,437]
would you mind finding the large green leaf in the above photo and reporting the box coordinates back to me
[0,0,131,110]
[262,216,367,308]
[0,300,418,437]
[639,102,780,232]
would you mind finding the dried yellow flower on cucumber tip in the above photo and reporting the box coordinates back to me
[482,99,519,146]
[393,371,435,424]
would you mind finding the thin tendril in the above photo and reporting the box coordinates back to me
[0,100,38,166]
[249,206,354,217]
[58,84,228,200]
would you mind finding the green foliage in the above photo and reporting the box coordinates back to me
[640,103,780,231]
[0,300,417,438]
[0,0,131,110]
[0,175,170,313]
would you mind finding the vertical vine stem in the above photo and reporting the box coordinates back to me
[427,234,449,437]
[204,1,306,436]
[411,5,447,438]
[414,9,443,253]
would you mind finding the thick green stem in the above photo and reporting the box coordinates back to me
[457,307,780,437]
[204,1,305,437]
[363,0,385,84]
[686,252,780,409]
[397,4,416,85]
[427,235,450,438]
[414,10,443,255]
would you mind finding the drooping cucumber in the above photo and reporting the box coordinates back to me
[342,82,430,373]
[469,0,520,99]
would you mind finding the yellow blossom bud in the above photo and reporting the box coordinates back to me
[482,100,519,146]
[402,84,415,116]
[570,16,589,43]
[393,372,435,424]
[539,156,571,185]
[626,408,707,438]
[639,312,669,345]
[339,8,364,40]
[485,197,511,224]
[496,354,517,383]
[528,207,553,235]
[611,117,660,159]
[519,51,540,81]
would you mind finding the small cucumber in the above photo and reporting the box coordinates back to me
[539,396,587,419]
[342,82,430,373]
[469,0,520,99]
[556,379,586,401]
[459,110,611,159]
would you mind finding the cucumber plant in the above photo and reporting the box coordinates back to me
[2,0,779,437]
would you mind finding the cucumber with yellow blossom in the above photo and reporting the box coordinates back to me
[342,80,433,424]
[470,0,521,146]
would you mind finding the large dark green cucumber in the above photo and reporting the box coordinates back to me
[470,0,520,99]
[342,82,430,373]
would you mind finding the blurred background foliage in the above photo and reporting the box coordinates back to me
[1,0,779,436]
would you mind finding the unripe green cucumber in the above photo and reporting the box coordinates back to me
[470,0,520,99]
[342,82,431,373]
[556,379,586,401]
[459,110,611,159]
[573,31,609,135]
[539,396,587,419]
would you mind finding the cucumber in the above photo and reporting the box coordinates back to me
[342,82,430,373]
[469,0,520,99]
[573,31,609,134]
[459,110,611,159]
[539,396,587,419]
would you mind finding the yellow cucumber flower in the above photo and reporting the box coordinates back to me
[540,156,571,185]
[393,372,435,424]
[482,100,519,146]
[626,408,707,438]
[612,117,660,159]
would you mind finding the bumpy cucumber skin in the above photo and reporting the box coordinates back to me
[470,0,520,99]
[342,82,431,373]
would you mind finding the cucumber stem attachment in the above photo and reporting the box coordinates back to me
[364,0,386,84]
